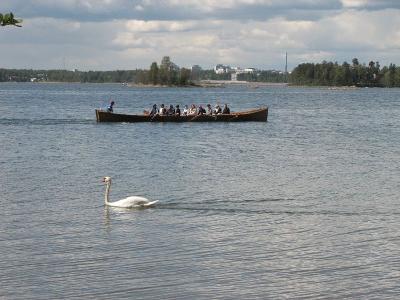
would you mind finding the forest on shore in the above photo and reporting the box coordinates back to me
[1,57,400,87]
[290,58,400,87]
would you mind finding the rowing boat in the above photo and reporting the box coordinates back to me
[95,107,268,122]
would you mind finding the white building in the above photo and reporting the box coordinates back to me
[214,64,231,74]
[244,68,256,73]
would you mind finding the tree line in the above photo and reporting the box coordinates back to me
[0,57,192,85]
[0,67,192,84]
[290,59,400,87]
[4,56,399,87]
[0,56,287,85]
[0,68,139,83]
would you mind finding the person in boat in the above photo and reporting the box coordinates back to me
[149,104,158,116]
[107,101,115,113]
[188,104,197,116]
[222,104,230,114]
[159,104,166,115]
[206,104,213,115]
[167,104,175,115]
[214,104,222,115]
[198,105,206,115]
[175,105,181,116]
[182,105,189,115]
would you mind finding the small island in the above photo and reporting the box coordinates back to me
[290,58,400,88]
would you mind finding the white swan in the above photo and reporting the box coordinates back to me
[102,176,158,208]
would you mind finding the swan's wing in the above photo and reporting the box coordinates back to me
[123,196,149,203]
[142,200,159,207]
[107,197,135,208]
[108,197,157,208]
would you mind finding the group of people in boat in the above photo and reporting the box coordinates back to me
[149,103,230,117]
[105,100,231,117]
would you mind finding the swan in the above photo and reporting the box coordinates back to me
[102,176,158,208]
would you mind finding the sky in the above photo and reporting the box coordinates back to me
[1,0,400,71]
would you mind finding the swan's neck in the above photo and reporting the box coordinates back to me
[105,181,111,205]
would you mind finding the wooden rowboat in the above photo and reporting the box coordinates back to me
[95,107,268,123]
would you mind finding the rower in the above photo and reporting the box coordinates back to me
[107,101,115,113]
[175,105,181,116]
[222,104,230,114]
[149,104,158,116]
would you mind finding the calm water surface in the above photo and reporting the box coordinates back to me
[1,83,399,299]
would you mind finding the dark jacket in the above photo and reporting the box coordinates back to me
[198,106,206,115]
[223,106,230,114]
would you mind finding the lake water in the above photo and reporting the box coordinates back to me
[1,83,399,299]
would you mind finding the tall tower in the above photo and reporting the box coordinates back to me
[285,52,288,74]
[285,52,288,83]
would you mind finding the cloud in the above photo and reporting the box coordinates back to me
[124,20,213,32]
[0,0,347,21]
[3,0,400,22]
[0,0,399,70]
[341,0,400,10]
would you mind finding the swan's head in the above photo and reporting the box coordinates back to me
[102,176,112,184]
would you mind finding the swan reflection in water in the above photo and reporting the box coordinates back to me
[103,205,142,228]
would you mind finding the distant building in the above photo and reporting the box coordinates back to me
[191,65,202,81]
[191,65,202,72]
[214,64,257,80]
[244,68,256,73]
[30,73,47,82]
[230,67,257,81]
[214,64,231,74]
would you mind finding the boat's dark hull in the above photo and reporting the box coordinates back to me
[95,107,268,123]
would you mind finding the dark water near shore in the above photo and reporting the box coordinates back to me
[1,82,399,299]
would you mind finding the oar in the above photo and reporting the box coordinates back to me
[189,114,201,122]
[150,114,158,122]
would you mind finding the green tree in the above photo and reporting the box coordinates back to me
[383,63,396,87]
[0,13,22,27]
[158,56,180,85]
[342,62,353,85]
[149,62,159,85]
[159,56,172,84]
[178,68,191,85]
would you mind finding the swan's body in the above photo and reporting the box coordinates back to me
[102,176,158,208]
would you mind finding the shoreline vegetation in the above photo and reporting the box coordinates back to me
[290,59,400,88]
[1,56,400,88]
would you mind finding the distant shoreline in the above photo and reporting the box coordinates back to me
[3,80,288,88]
[127,81,289,88]
[0,80,370,90]
[198,80,288,87]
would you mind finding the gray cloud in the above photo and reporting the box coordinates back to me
[342,0,400,10]
[3,0,400,23]
[1,1,400,71]
[0,0,357,22]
